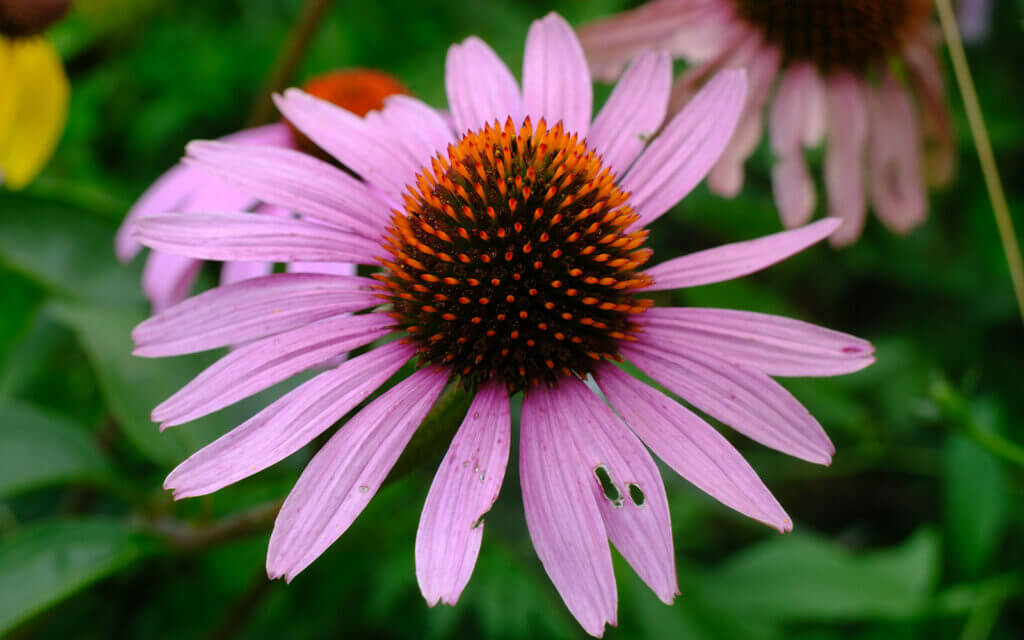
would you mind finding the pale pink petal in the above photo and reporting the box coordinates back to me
[708,46,779,198]
[770,63,826,155]
[133,212,381,265]
[286,261,358,277]
[824,72,869,247]
[522,13,593,136]
[141,251,202,312]
[152,314,394,427]
[416,382,511,607]
[558,378,678,605]
[638,307,875,377]
[868,74,927,234]
[772,154,817,228]
[185,141,389,237]
[365,96,456,174]
[116,164,198,262]
[622,69,747,226]
[220,260,273,286]
[268,367,449,581]
[133,273,379,357]
[595,363,791,531]
[445,36,523,134]
[588,51,671,178]
[165,341,414,499]
[272,89,415,202]
[622,342,834,465]
[641,218,840,291]
[520,387,616,637]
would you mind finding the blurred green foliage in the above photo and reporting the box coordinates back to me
[1,0,1023,638]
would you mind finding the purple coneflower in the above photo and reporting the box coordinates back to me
[115,69,407,310]
[579,0,956,246]
[133,13,873,636]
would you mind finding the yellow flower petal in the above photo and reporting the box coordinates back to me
[0,37,69,190]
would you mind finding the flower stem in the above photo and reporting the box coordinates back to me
[246,0,336,127]
[934,0,1024,324]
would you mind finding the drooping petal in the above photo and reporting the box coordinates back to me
[641,218,840,291]
[520,387,616,637]
[272,89,415,202]
[824,72,869,247]
[770,62,826,155]
[133,273,379,357]
[185,141,389,237]
[903,35,955,187]
[165,341,414,499]
[595,363,791,531]
[588,51,671,178]
[0,38,68,190]
[622,342,834,465]
[522,13,593,137]
[622,69,747,226]
[219,260,273,287]
[141,251,202,312]
[445,36,523,134]
[558,378,678,605]
[153,313,394,427]
[268,366,449,581]
[133,212,381,265]
[771,153,817,228]
[416,382,511,607]
[637,307,875,377]
[867,73,927,234]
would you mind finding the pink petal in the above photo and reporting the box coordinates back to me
[164,341,414,499]
[185,141,389,237]
[286,261,357,277]
[622,69,747,227]
[416,382,511,607]
[770,63,826,155]
[267,366,449,581]
[133,212,381,265]
[824,72,869,247]
[445,36,523,134]
[588,51,672,178]
[220,260,273,286]
[772,154,817,228]
[364,96,456,175]
[558,378,678,605]
[637,307,875,377]
[595,363,791,531]
[520,386,616,637]
[867,74,927,234]
[141,251,202,312]
[622,342,834,465]
[522,13,593,136]
[153,313,394,427]
[116,163,198,263]
[133,273,379,357]
[272,89,415,202]
[641,217,840,291]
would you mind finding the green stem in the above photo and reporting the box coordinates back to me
[934,0,1024,324]
[245,0,336,127]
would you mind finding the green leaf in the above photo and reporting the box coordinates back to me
[699,529,941,622]
[0,403,112,497]
[945,400,1010,576]
[0,518,159,635]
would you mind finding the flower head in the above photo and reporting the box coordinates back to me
[579,0,956,246]
[0,0,70,190]
[133,13,873,637]
[115,69,406,310]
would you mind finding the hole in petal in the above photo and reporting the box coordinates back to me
[593,464,623,507]
[627,482,646,507]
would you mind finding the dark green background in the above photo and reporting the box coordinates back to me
[1,0,1023,638]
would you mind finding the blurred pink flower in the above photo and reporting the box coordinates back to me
[132,13,873,636]
[115,70,407,309]
[958,0,992,43]
[579,0,956,246]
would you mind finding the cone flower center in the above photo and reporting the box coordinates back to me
[378,117,654,393]
[730,0,932,71]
